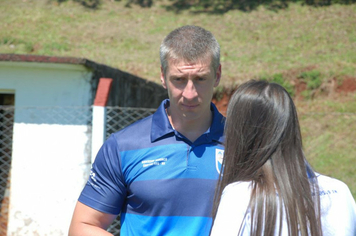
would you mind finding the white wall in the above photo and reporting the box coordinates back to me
[0,61,93,235]
[0,62,92,107]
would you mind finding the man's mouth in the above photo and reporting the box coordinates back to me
[182,104,199,109]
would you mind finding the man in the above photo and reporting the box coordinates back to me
[69,25,225,236]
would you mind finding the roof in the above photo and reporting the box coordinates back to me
[0,53,88,65]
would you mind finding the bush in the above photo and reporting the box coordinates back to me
[52,0,101,8]
[299,70,322,90]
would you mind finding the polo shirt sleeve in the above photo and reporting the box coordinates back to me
[78,134,126,215]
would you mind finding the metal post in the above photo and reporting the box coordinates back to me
[91,78,113,163]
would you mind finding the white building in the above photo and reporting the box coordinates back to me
[0,54,166,235]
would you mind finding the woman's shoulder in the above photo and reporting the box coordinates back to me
[316,173,355,203]
[222,181,252,199]
[218,181,253,215]
[315,174,356,234]
[316,173,351,192]
[224,181,252,190]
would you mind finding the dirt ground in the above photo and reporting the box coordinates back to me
[212,76,356,116]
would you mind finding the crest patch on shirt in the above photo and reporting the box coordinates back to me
[215,149,224,174]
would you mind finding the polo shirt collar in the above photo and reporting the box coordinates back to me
[151,99,225,144]
[151,99,174,142]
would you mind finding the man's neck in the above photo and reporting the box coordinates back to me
[166,109,212,143]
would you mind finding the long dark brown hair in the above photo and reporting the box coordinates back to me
[212,80,322,236]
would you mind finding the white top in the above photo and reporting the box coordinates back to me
[211,174,356,236]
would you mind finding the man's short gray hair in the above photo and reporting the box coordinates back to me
[160,25,220,76]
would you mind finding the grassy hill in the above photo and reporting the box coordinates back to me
[1,0,355,198]
[1,0,355,86]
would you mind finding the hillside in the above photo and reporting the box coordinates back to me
[1,0,355,91]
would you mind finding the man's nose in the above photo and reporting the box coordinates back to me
[182,80,198,100]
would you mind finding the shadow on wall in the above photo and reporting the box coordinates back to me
[86,60,168,108]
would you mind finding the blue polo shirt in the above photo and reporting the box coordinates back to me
[79,99,225,235]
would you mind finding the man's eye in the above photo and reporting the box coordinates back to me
[197,77,206,81]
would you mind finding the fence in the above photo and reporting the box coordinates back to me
[0,106,13,234]
[0,105,355,236]
[105,106,156,139]
[0,105,92,236]
[0,105,156,235]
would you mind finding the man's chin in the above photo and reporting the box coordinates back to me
[181,112,201,121]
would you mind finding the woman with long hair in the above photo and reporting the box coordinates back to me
[210,80,356,236]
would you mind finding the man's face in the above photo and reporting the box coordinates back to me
[160,58,221,122]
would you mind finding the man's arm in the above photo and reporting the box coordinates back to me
[69,201,118,236]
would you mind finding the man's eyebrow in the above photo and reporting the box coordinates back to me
[169,72,209,78]
[195,71,211,77]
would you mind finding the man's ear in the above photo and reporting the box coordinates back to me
[160,66,167,89]
[214,64,222,87]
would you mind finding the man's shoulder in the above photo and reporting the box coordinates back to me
[107,110,174,152]
[110,114,154,142]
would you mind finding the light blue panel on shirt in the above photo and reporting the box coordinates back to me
[120,143,223,183]
[120,214,213,236]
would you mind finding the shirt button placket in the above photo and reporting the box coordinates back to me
[187,145,197,170]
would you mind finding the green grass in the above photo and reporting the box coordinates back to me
[296,94,356,199]
[0,0,355,85]
[1,0,355,199]
[301,114,356,198]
